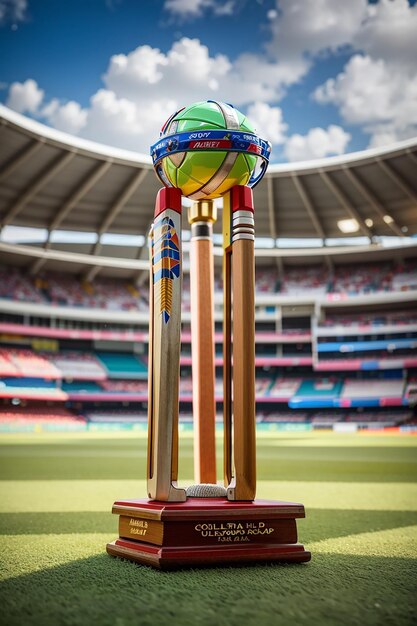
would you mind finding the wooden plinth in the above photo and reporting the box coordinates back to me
[107,498,311,570]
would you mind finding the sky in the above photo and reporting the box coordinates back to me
[0,0,417,163]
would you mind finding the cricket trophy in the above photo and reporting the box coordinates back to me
[106,101,311,568]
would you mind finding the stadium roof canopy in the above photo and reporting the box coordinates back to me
[1,104,417,278]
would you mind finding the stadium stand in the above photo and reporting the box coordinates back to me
[179,377,194,395]
[44,275,94,307]
[0,349,61,379]
[0,107,416,433]
[404,380,417,406]
[0,268,45,303]
[319,312,417,328]
[282,266,329,296]
[340,379,404,401]
[1,261,417,312]
[289,379,343,408]
[253,260,417,296]
[100,380,148,393]
[0,405,85,432]
[0,268,149,311]
[255,268,281,293]
[48,352,107,380]
[0,404,78,417]
[0,377,67,400]
[269,379,302,399]
[96,352,148,379]
[329,263,391,295]
[61,381,103,393]
[85,410,147,424]
[255,378,274,396]
[0,352,19,377]
[262,411,309,423]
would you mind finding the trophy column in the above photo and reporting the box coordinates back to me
[223,186,256,501]
[188,200,217,485]
[147,187,186,502]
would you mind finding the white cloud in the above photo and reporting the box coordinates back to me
[6,78,43,113]
[212,1,234,16]
[164,0,366,96]
[257,0,369,100]
[6,79,87,136]
[313,0,417,147]
[0,0,27,24]
[246,102,287,145]
[355,0,417,70]
[95,38,308,153]
[232,52,303,99]
[267,0,366,62]
[164,0,234,18]
[314,54,414,126]
[42,99,88,134]
[366,127,404,150]
[103,38,231,104]
[101,37,294,121]
[82,89,176,153]
[2,39,241,152]
[105,45,168,90]
[266,0,417,149]
[314,54,417,146]
[164,0,210,17]
[284,125,351,162]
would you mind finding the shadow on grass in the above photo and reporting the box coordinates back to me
[1,551,416,626]
[1,509,416,543]
[302,509,417,543]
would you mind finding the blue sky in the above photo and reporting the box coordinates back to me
[1,0,416,162]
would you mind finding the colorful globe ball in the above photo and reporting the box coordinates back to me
[151,100,268,200]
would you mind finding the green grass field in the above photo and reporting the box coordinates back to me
[1,430,416,626]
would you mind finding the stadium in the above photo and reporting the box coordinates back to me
[1,104,416,433]
[1,101,416,625]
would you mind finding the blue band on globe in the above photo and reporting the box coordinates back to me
[151,130,272,188]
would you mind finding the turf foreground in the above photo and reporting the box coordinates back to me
[0,431,416,626]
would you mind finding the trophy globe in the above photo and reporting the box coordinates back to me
[150,100,271,200]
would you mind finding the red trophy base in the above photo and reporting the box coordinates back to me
[106,497,311,570]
